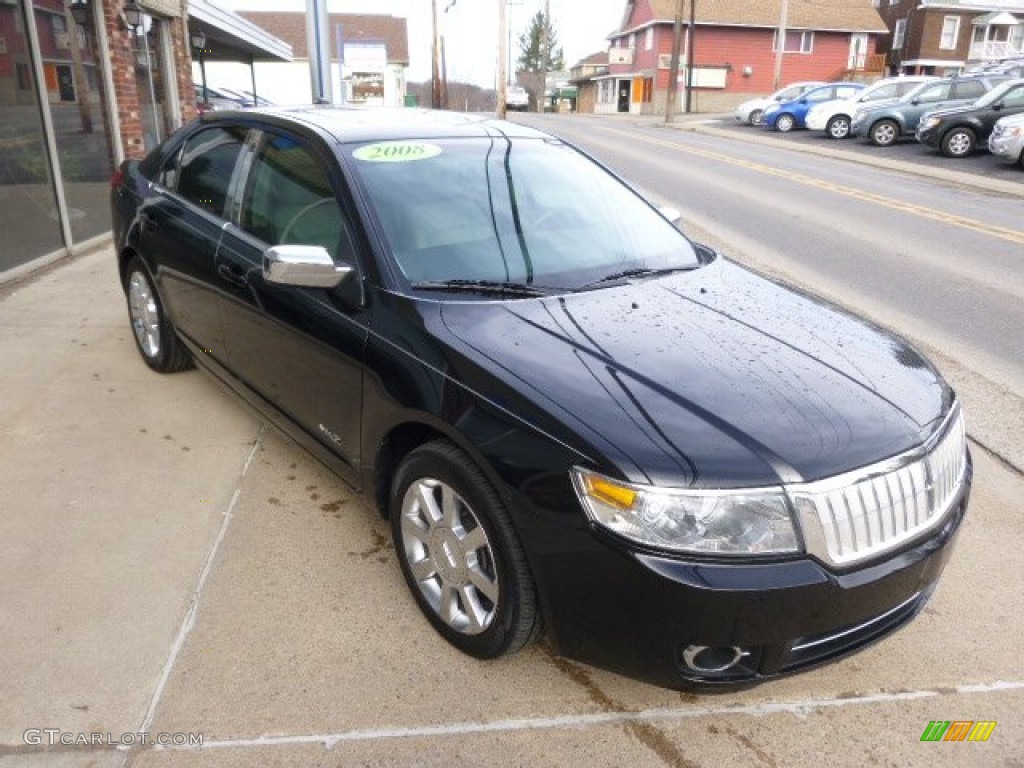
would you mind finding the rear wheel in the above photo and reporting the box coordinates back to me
[123,256,192,373]
[775,113,796,133]
[390,441,541,658]
[869,119,899,147]
[826,115,851,139]
[941,127,976,158]
[749,109,763,126]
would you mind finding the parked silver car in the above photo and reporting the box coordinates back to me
[989,112,1024,167]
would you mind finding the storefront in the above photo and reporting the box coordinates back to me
[0,0,289,282]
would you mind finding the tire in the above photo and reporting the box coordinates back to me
[775,113,796,133]
[869,119,899,147]
[390,440,541,659]
[826,115,851,139]
[941,127,976,158]
[123,256,193,373]
[749,109,763,126]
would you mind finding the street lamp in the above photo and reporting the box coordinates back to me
[69,0,91,27]
[191,29,209,106]
[122,0,143,31]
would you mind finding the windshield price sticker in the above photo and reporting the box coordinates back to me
[353,142,443,163]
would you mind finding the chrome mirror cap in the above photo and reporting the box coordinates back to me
[263,245,352,289]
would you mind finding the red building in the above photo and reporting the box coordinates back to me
[596,0,887,114]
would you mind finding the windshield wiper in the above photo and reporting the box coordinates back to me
[579,266,694,290]
[410,279,551,297]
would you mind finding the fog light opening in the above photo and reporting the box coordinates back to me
[681,645,750,674]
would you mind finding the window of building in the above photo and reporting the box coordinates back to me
[940,16,960,50]
[773,30,814,53]
[893,19,907,50]
[645,27,654,51]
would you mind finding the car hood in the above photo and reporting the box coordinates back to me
[439,259,950,489]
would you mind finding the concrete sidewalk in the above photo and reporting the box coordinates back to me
[2,248,1023,767]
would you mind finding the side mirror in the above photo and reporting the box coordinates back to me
[992,101,1004,111]
[658,207,682,225]
[263,244,352,288]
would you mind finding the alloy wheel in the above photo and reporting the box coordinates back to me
[128,270,161,359]
[399,478,499,635]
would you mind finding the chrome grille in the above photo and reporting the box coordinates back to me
[792,406,967,568]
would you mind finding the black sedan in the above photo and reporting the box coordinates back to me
[917,78,1024,156]
[110,107,971,689]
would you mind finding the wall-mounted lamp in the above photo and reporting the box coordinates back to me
[122,0,144,31]
[190,30,207,51]
[70,0,92,27]
[742,65,753,77]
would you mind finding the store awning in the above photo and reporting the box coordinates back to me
[188,0,292,62]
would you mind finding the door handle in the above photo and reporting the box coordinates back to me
[217,262,248,287]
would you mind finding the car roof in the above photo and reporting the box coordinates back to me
[200,106,548,144]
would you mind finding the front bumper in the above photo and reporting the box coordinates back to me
[538,465,970,690]
[989,133,1023,163]
[916,125,941,148]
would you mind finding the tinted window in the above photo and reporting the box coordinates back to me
[176,126,247,215]
[916,83,952,102]
[242,132,352,257]
[805,88,833,102]
[347,138,698,290]
[1002,85,1024,107]
[834,85,862,99]
[953,80,986,100]
[896,81,922,97]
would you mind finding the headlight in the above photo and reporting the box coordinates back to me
[571,468,800,556]
[921,116,942,130]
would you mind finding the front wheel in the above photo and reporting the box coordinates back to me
[869,119,899,147]
[123,256,193,373]
[749,109,764,126]
[775,113,796,133]
[826,115,851,139]
[390,441,541,659]
[941,127,976,158]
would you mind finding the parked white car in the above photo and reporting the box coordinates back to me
[734,82,826,126]
[805,76,936,139]
[988,111,1024,167]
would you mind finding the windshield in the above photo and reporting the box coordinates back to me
[345,137,699,292]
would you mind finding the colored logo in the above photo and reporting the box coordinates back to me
[920,721,997,742]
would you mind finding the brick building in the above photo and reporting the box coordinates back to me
[596,0,887,115]
[0,0,289,283]
[875,0,1024,75]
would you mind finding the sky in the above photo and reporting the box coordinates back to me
[215,0,625,87]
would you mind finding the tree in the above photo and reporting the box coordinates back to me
[516,11,563,74]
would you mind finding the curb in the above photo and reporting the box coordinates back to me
[660,121,1024,198]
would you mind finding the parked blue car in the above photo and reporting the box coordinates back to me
[761,82,866,132]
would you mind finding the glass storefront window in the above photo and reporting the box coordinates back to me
[43,1,115,244]
[132,13,170,153]
[0,0,63,271]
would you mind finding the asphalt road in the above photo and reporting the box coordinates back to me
[511,112,1024,476]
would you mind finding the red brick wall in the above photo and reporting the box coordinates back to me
[101,0,196,159]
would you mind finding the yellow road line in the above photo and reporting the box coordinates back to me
[599,126,1024,247]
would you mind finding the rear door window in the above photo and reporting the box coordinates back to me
[175,126,247,216]
[952,80,986,100]
[915,83,952,103]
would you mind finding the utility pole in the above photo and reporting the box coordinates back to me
[497,0,507,117]
[540,0,550,112]
[773,0,789,90]
[665,0,684,122]
[431,0,442,108]
[685,0,695,113]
